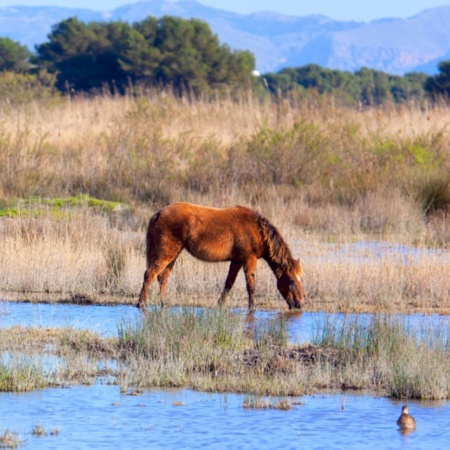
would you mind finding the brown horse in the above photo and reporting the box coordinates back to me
[138,202,304,310]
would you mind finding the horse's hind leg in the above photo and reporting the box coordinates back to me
[138,254,180,310]
[138,265,163,310]
[218,261,242,306]
[157,259,176,303]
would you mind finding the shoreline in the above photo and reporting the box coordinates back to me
[2,290,449,315]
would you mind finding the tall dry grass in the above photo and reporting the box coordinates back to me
[0,91,449,217]
[0,91,449,311]
[0,204,448,313]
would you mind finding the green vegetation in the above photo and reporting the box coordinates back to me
[0,356,46,392]
[0,195,125,217]
[263,64,429,106]
[0,37,31,73]
[34,16,255,94]
[425,60,450,98]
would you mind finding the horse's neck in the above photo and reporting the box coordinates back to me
[265,257,284,279]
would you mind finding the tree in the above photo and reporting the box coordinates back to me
[262,64,427,106]
[35,18,141,92]
[0,37,31,72]
[424,60,450,99]
[34,16,255,94]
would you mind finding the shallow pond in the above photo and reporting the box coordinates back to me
[0,301,449,345]
[1,385,448,449]
[1,300,449,448]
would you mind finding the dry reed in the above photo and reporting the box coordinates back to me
[0,91,449,312]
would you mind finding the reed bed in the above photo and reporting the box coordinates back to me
[0,91,449,218]
[313,314,450,399]
[1,309,448,399]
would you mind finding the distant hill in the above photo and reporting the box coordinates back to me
[1,0,449,75]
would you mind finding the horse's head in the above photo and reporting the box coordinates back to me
[277,260,304,309]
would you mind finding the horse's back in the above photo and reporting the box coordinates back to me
[148,202,263,262]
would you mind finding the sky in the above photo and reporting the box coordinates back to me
[0,0,447,22]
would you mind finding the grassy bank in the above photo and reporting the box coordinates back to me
[0,309,449,400]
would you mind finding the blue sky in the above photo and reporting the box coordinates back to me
[0,0,447,22]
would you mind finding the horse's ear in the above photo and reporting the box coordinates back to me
[296,259,303,276]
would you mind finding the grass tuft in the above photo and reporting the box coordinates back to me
[0,429,25,449]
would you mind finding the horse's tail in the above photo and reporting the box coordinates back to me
[256,212,302,276]
[145,210,161,267]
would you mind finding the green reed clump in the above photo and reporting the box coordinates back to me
[0,356,46,392]
[116,307,249,389]
[118,307,248,358]
[116,308,296,390]
[313,314,450,399]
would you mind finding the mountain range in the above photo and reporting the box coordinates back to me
[0,0,449,75]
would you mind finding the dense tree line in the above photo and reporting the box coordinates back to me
[262,64,429,106]
[1,15,450,103]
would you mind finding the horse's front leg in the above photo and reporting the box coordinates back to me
[243,256,257,311]
[218,261,242,306]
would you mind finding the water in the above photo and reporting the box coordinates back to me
[0,301,367,343]
[0,302,142,338]
[1,301,449,345]
[0,300,449,448]
[0,385,448,449]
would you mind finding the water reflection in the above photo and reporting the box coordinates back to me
[398,427,415,437]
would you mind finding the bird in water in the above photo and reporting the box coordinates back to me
[397,405,416,430]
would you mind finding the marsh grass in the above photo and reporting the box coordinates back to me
[0,310,449,398]
[0,92,449,396]
[0,91,449,232]
[116,307,249,388]
[313,314,450,399]
[1,91,449,311]
[0,326,117,390]
[0,355,46,392]
[253,316,288,349]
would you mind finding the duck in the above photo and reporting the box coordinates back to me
[397,405,416,430]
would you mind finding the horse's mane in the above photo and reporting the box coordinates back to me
[255,212,302,277]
